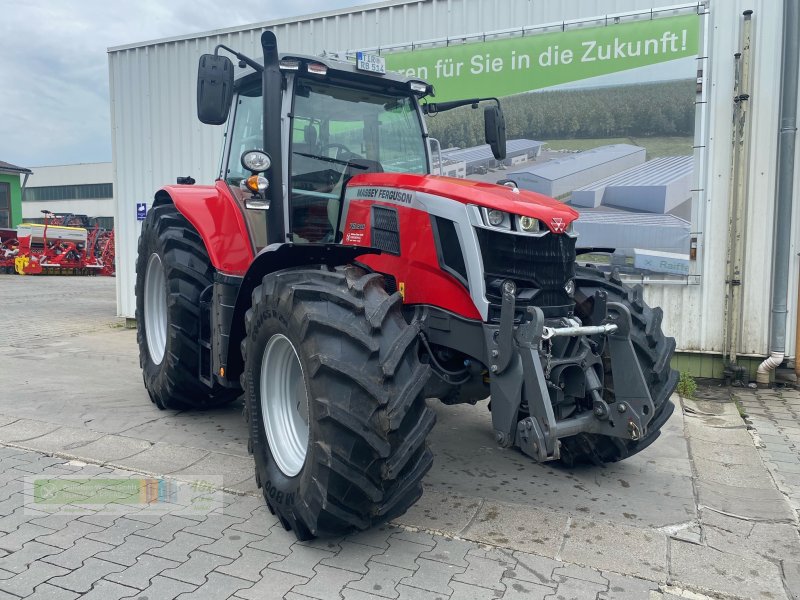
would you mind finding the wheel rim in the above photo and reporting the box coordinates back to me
[261,334,310,477]
[144,253,167,365]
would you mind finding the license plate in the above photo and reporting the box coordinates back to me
[356,51,385,74]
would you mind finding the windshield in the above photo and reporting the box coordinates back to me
[290,78,427,242]
[224,76,428,245]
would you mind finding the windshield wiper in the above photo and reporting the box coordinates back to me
[293,151,369,169]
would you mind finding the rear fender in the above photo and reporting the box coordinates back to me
[155,180,253,275]
[223,243,380,382]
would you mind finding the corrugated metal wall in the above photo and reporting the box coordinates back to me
[108,0,799,359]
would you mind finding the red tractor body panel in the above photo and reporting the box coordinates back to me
[347,173,579,233]
[343,198,482,320]
[162,181,254,275]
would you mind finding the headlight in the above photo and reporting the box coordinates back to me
[241,150,271,173]
[487,209,505,226]
[518,215,540,232]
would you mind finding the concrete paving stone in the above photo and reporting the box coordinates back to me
[552,563,608,586]
[693,455,777,489]
[546,575,607,600]
[501,578,554,600]
[182,513,245,539]
[161,549,234,586]
[213,495,266,520]
[234,567,308,600]
[120,574,197,600]
[395,584,450,600]
[394,491,482,534]
[670,538,789,600]
[47,557,126,593]
[765,459,800,474]
[347,524,396,549]
[390,529,436,548]
[42,538,114,570]
[342,589,397,600]
[560,518,668,582]
[76,579,140,600]
[0,418,20,431]
[291,564,363,600]
[765,450,800,464]
[697,479,794,521]
[34,519,104,550]
[93,532,166,566]
[465,545,515,562]
[105,553,182,588]
[452,554,510,591]
[419,536,475,568]
[0,419,61,443]
[448,581,503,599]
[319,541,383,574]
[0,541,62,573]
[66,435,152,463]
[399,557,464,595]
[0,505,50,534]
[372,537,429,571]
[705,521,800,563]
[146,532,216,563]
[508,551,561,586]
[347,561,414,599]
[0,493,24,517]
[171,452,255,488]
[683,418,753,446]
[776,471,800,487]
[0,523,54,552]
[20,427,104,455]
[460,500,567,557]
[268,544,336,579]
[598,571,660,600]
[246,522,297,556]
[230,476,259,494]
[0,561,69,597]
[113,443,209,475]
[84,516,152,545]
[27,511,85,531]
[26,582,80,600]
[226,509,277,536]
[197,529,263,560]
[783,561,800,600]
[690,439,766,466]
[699,508,753,534]
[134,514,201,543]
[215,546,283,582]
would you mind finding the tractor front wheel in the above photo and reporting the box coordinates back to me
[135,203,239,410]
[242,266,435,539]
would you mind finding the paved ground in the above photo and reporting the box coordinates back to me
[1,274,799,599]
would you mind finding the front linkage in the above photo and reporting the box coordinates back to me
[486,285,656,462]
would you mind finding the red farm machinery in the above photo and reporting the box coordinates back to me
[135,33,678,540]
[9,211,115,276]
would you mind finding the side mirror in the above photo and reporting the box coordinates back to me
[197,54,234,125]
[484,105,507,160]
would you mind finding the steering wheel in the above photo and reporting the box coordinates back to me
[320,143,356,161]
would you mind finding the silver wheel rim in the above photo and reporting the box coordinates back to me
[261,334,310,477]
[144,253,167,365]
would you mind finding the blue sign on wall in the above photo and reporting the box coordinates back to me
[136,203,147,221]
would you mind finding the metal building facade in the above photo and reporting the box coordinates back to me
[108,0,800,361]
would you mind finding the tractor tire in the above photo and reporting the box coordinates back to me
[559,265,679,466]
[242,265,435,539]
[135,203,240,410]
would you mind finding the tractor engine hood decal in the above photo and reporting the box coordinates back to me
[347,173,578,233]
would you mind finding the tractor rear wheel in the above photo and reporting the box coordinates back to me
[560,265,679,466]
[242,265,435,539]
[135,203,239,410]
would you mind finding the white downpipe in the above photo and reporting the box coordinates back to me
[756,351,785,385]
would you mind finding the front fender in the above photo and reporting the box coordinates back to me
[223,243,380,382]
[156,180,254,275]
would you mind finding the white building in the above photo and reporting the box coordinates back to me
[23,163,114,228]
[106,0,800,376]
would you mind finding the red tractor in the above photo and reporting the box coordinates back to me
[136,33,677,540]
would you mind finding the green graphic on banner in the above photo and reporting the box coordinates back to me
[383,14,699,101]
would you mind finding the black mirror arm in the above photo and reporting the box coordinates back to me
[214,44,264,73]
[422,97,500,115]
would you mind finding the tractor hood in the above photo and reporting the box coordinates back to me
[347,173,578,233]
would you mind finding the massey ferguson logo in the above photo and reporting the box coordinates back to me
[551,217,566,233]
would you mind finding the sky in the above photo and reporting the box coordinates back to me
[0,0,373,168]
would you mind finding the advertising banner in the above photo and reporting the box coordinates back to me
[383,13,701,278]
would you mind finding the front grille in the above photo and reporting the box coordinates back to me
[476,228,576,319]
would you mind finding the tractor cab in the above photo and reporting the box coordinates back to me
[197,35,506,251]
